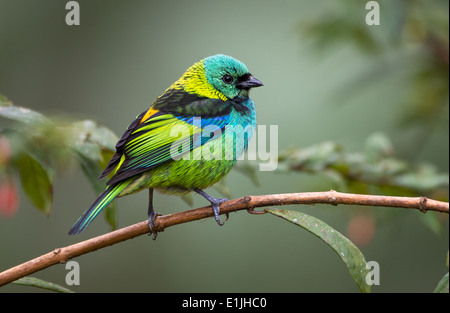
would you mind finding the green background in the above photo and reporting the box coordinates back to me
[0,0,448,292]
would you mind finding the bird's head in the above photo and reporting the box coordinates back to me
[203,54,263,99]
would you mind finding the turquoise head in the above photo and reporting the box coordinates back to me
[203,54,263,99]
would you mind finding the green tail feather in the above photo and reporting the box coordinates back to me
[68,180,131,235]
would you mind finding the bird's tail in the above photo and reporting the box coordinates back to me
[68,180,132,235]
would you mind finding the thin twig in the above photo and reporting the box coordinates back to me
[0,190,448,287]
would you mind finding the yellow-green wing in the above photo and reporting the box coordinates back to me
[101,106,230,186]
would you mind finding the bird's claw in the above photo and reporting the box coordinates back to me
[193,189,231,226]
[210,198,228,226]
[147,211,162,240]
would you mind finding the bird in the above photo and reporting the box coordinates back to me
[68,54,263,236]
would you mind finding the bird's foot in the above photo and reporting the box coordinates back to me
[193,188,229,226]
[210,198,229,226]
[147,211,162,240]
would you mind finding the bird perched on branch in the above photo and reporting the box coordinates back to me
[69,54,263,236]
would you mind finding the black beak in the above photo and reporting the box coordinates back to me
[236,75,263,90]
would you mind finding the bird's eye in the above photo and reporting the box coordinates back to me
[222,74,233,84]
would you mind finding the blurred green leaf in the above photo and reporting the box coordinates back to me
[74,148,117,231]
[275,133,449,199]
[17,153,54,216]
[323,169,347,191]
[433,272,449,293]
[71,120,118,153]
[104,201,118,231]
[298,0,449,153]
[13,276,74,293]
[267,208,371,293]
[0,103,52,127]
[364,132,394,163]
[74,153,104,195]
[0,94,12,106]
[393,163,449,191]
[279,141,341,172]
[69,120,121,230]
[299,1,383,55]
[70,121,104,164]
[0,106,72,170]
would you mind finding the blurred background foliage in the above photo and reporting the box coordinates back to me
[0,0,448,292]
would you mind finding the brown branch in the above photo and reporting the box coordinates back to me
[0,190,448,287]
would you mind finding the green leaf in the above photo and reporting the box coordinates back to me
[0,104,52,127]
[364,132,394,163]
[393,163,449,191]
[323,169,347,191]
[13,276,74,293]
[17,154,54,216]
[267,208,371,293]
[0,94,12,106]
[70,121,120,231]
[74,152,117,231]
[70,120,118,154]
[74,153,105,195]
[104,202,118,231]
[283,141,342,172]
[433,272,449,293]
[87,123,118,152]
[70,131,103,164]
